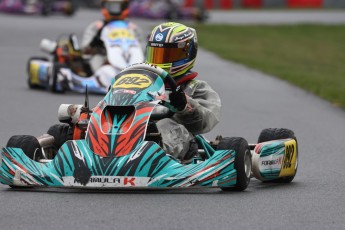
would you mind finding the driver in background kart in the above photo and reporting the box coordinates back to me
[146,22,221,161]
[81,0,141,72]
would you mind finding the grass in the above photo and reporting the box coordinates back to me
[193,24,345,109]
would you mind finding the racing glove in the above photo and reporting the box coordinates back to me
[169,89,187,111]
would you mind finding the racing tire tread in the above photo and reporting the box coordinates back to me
[6,135,42,162]
[217,137,251,191]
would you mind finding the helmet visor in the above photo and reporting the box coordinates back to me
[146,42,188,64]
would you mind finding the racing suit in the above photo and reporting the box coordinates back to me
[157,73,221,160]
[81,20,141,72]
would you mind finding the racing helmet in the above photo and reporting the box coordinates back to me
[146,22,198,77]
[101,0,129,21]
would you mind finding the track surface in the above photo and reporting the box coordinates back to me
[0,10,345,230]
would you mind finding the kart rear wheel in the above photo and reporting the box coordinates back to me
[6,135,42,161]
[47,124,73,150]
[27,57,48,89]
[258,128,298,183]
[217,137,252,191]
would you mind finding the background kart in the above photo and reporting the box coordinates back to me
[27,20,144,94]
[0,0,77,16]
[0,64,298,191]
[129,0,208,22]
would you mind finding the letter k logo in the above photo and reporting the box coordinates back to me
[124,177,135,186]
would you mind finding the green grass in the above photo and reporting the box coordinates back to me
[193,24,345,109]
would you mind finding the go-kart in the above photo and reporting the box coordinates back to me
[129,0,208,23]
[27,20,144,94]
[0,64,298,190]
[0,0,77,16]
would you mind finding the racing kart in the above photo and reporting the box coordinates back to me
[27,20,144,94]
[129,0,208,23]
[0,64,298,191]
[0,0,77,16]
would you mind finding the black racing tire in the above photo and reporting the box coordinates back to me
[258,128,295,143]
[27,56,49,89]
[217,137,252,191]
[47,124,73,150]
[258,128,298,183]
[6,135,42,162]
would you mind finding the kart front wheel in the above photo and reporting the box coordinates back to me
[6,135,42,161]
[258,128,298,183]
[217,137,252,191]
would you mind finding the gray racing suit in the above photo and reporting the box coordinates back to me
[156,78,221,160]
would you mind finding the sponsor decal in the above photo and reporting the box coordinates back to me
[155,33,164,41]
[113,74,152,89]
[279,140,297,177]
[174,31,192,42]
[261,158,282,166]
[259,154,284,173]
[150,43,164,47]
[89,177,135,185]
[283,144,295,169]
[62,176,151,187]
[108,28,135,40]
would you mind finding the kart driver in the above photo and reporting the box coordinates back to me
[146,22,221,160]
[81,0,141,72]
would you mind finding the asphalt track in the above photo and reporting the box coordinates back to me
[0,9,345,230]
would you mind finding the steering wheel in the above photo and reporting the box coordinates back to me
[121,63,178,116]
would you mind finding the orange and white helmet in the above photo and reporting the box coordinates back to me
[101,0,129,21]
